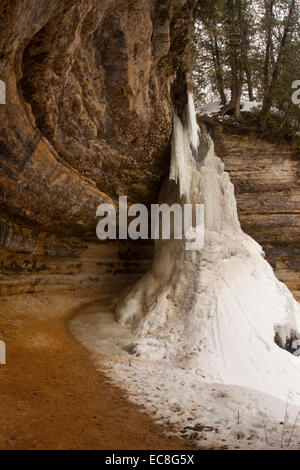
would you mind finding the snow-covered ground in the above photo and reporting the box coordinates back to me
[240,100,262,113]
[197,99,262,117]
[196,101,223,117]
[71,95,300,450]
[197,99,281,117]
[71,306,300,450]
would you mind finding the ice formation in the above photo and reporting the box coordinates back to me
[115,93,300,403]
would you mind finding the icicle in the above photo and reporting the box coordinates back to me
[169,93,200,201]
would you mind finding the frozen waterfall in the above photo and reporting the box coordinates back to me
[115,94,300,403]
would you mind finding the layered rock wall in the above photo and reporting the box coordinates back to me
[0,0,195,297]
[214,129,300,301]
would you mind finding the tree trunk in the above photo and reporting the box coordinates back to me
[245,64,254,101]
[209,29,227,105]
[262,0,296,116]
[222,0,245,120]
[262,0,275,112]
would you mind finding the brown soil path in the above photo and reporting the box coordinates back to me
[0,294,196,450]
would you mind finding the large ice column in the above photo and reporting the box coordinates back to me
[115,94,300,403]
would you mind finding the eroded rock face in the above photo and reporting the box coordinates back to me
[214,128,300,301]
[0,0,196,259]
[3,2,298,305]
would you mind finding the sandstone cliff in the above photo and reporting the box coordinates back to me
[0,1,299,303]
[214,127,300,301]
[0,0,195,297]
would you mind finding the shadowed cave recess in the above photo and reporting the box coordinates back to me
[0,0,198,300]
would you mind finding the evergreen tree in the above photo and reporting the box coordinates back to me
[193,0,300,142]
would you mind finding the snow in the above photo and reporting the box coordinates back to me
[197,99,261,117]
[197,99,281,117]
[71,306,300,449]
[197,101,223,117]
[71,94,300,449]
[240,100,262,113]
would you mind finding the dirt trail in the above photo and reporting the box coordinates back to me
[0,294,197,450]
